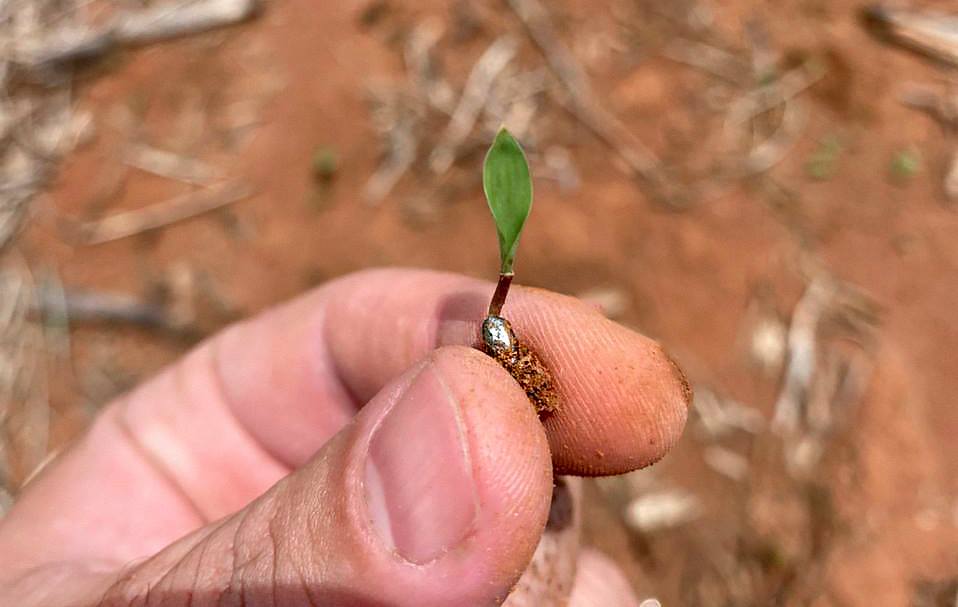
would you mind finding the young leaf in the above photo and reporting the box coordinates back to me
[483,127,532,275]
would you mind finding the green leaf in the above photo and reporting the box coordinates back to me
[483,127,532,275]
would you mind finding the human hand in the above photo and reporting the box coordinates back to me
[0,269,689,606]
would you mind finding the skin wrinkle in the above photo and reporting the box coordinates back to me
[97,518,217,607]
[308,302,364,417]
[208,516,238,607]
[142,515,230,606]
[207,340,297,478]
[110,406,207,526]
[95,563,140,607]
[177,517,236,606]
[267,513,280,607]
[185,526,215,607]
[215,302,359,469]
[294,563,321,607]
[224,499,263,607]
[141,554,179,607]
[289,498,323,607]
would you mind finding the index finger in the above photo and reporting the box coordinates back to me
[217,268,690,476]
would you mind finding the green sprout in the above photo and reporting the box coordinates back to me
[483,127,532,316]
[805,136,842,181]
[478,128,560,417]
[311,145,339,183]
[889,147,921,183]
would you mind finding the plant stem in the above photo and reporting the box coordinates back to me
[488,273,514,317]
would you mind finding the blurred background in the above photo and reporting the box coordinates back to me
[1,0,957,604]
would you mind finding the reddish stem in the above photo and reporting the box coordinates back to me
[488,273,514,317]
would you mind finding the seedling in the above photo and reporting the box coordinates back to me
[805,136,842,181]
[479,128,558,416]
[890,147,921,183]
[311,145,339,183]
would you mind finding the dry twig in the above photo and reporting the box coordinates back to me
[693,385,765,439]
[16,0,260,77]
[899,83,958,201]
[703,446,749,481]
[771,269,879,475]
[624,490,702,532]
[506,0,679,204]
[429,35,519,174]
[125,143,220,185]
[739,98,807,176]
[772,278,831,434]
[404,19,456,115]
[32,288,190,335]
[75,180,252,244]
[863,5,958,67]
[363,88,419,204]
[0,254,50,495]
[725,63,825,129]
[663,38,749,86]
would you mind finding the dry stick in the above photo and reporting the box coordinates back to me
[772,278,830,435]
[16,0,259,75]
[899,84,958,126]
[429,35,519,175]
[125,143,220,186]
[899,84,958,200]
[663,38,750,86]
[404,19,456,115]
[113,0,260,45]
[78,180,251,245]
[505,0,676,203]
[31,288,176,330]
[363,116,417,204]
[863,4,958,67]
[0,252,51,487]
[740,98,807,176]
[725,64,826,129]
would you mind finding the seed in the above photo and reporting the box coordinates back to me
[479,315,559,417]
[481,315,517,355]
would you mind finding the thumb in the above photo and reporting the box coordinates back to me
[99,346,554,607]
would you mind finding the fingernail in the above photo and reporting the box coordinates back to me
[364,363,478,564]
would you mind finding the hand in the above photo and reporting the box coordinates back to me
[0,269,689,606]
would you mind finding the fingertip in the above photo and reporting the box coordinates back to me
[504,290,690,476]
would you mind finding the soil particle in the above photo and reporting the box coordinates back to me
[479,316,560,417]
[663,348,694,408]
[490,339,560,417]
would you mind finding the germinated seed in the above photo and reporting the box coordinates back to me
[481,315,516,355]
